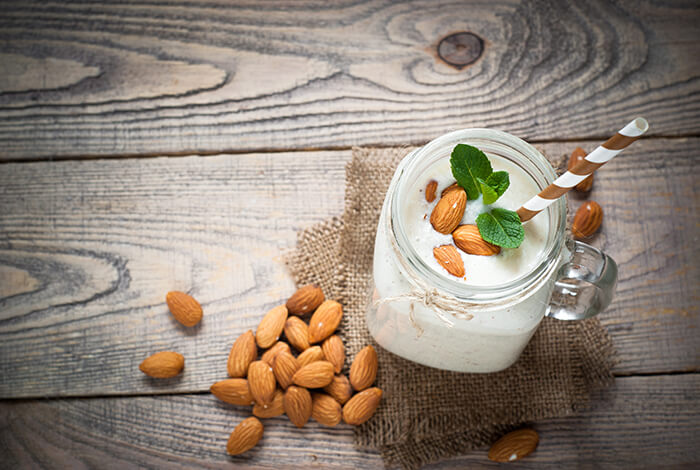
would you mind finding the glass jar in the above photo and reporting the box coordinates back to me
[368,129,617,373]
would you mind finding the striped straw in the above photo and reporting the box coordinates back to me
[517,118,649,222]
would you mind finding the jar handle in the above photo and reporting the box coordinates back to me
[547,238,618,320]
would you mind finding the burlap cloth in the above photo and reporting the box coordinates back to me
[285,147,616,469]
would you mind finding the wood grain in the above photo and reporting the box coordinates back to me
[0,139,698,398]
[0,0,699,160]
[1,374,698,468]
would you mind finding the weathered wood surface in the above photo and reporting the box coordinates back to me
[0,0,699,160]
[0,139,698,398]
[1,375,698,468]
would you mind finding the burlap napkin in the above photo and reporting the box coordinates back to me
[285,147,616,469]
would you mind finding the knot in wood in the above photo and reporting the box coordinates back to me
[437,32,483,69]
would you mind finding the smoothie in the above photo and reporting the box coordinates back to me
[368,132,568,372]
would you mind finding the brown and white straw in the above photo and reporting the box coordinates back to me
[517,118,649,222]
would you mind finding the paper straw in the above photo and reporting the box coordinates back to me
[517,118,649,222]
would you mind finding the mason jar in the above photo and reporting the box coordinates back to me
[368,129,617,373]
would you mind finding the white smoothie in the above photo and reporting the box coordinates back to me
[401,156,549,286]
[369,143,567,373]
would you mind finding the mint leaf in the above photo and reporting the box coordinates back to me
[477,172,509,204]
[477,177,499,204]
[450,144,493,200]
[476,208,525,248]
[486,171,510,197]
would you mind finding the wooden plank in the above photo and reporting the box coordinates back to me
[1,374,698,468]
[0,0,698,160]
[0,139,698,398]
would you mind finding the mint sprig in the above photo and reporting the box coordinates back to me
[449,144,523,249]
[476,208,525,249]
[450,144,492,200]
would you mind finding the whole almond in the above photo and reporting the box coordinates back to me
[572,201,603,239]
[452,224,501,256]
[425,179,438,203]
[286,284,325,316]
[342,387,383,425]
[210,378,254,406]
[256,305,288,349]
[165,291,203,327]
[253,388,285,418]
[139,351,184,378]
[323,375,353,405]
[284,316,311,351]
[488,428,539,462]
[248,360,276,406]
[283,385,312,428]
[260,341,291,365]
[568,147,593,192]
[349,345,378,391]
[430,186,467,234]
[227,330,257,378]
[292,360,335,388]
[441,182,460,197]
[321,335,345,374]
[272,350,299,389]
[226,417,263,456]
[433,245,465,277]
[308,300,343,344]
[311,393,342,427]
[297,345,325,368]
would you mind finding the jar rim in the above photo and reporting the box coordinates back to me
[389,128,567,301]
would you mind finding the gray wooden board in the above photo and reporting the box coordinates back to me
[0,374,698,468]
[0,139,698,398]
[0,0,699,160]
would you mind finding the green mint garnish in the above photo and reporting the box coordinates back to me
[476,208,525,249]
[450,144,492,200]
[477,171,510,204]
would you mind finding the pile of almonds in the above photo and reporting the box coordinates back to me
[142,284,382,456]
[568,147,604,239]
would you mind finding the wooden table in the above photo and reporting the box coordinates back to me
[1,1,698,468]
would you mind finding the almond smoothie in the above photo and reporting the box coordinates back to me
[368,129,571,372]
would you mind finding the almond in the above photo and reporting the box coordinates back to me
[260,341,291,365]
[572,201,603,239]
[256,305,288,349]
[425,179,438,203]
[568,147,593,192]
[247,360,276,406]
[311,393,342,427]
[430,186,467,234]
[292,360,335,388]
[253,388,285,418]
[227,330,257,378]
[342,387,382,425]
[297,345,325,368]
[226,417,263,456]
[139,351,184,378]
[323,375,353,405]
[441,182,460,197]
[349,345,378,391]
[488,428,539,462]
[210,378,254,406]
[286,284,325,316]
[452,224,501,256]
[165,291,202,327]
[283,385,312,428]
[432,245,465,277]
[284,316,311,351]
[321,335,345,374]
[308,300,343,344]
[272,350,299,389]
